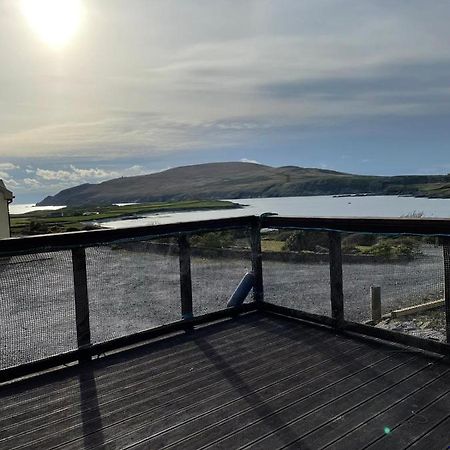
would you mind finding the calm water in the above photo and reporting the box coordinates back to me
[8,202,139,215]
[9,203,65,215]
[101,195,450,228]
[11,195,450,228]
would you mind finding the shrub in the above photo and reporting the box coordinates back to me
[283,231,304,252]
[342,244,358,255]
[190,231,234,249]
[363,238,420,259]
[282,231,328,252]
[367,241,393,258]
[27,220,49,235]
[342,233,377,247]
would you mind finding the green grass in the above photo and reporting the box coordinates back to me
[10,200,241,236]
[355,245,372,253]
[261,240,285,252]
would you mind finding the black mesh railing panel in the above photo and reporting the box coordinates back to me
[85,241,180,344]
[2,221,448,376]
[343,234,446,342]
[0,252,76,369]
[261,229,331,316]
[191,230,253,316]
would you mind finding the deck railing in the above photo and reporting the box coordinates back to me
[1,215,449,382]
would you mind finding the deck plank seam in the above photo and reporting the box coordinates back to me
[119,350,395,450]
[3,314,448,450]
[361,390,450,449]
[0,312,266,391]
[62,340,368,450]
[1,327,334,440]
[0,315,275,404]
[0,322,326,431]
[3,329,350,447]
[406,411,450,449]
[267,361,444,449]
[406,414,450,449]
[319,368,450,449]
[195,355,419,450]
[0,316,300,413]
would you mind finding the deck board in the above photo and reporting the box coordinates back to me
[2,317,300,430]
[179,354,420,450]
[408,415,450,449]
[1,311,449,450]
[286,362,450,449]
[366,391,450,450]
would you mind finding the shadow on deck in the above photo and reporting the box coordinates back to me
[1,312,449,450]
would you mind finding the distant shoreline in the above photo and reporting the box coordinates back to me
[9,200,242,236]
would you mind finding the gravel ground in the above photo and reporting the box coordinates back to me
[264,245,444,321]
[0,244,445,369]
[375,308,446,341]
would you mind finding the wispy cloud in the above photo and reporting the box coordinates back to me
[23,178,42,188]
[2,1,450,158]
[0,113,279,157]
[2,0,450,197]
[36,164,147,182]
[240,158,260,164]
[0,163,19,171]
[3,164,151,200]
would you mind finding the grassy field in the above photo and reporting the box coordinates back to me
[261,239,285,252]
[10,200,240,236]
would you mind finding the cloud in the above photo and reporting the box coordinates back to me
[3,0,450,183]
[2,1,450,160]
[240,158,260,164]
[6,163,153,200]
[259,58,450,120]
[36,164,147,183]
[36,167,111,182]
[0,113,278,158]
[0,163,19,170]
[4,178,20,188]
[23,178,42,188]
[35,169,74,181]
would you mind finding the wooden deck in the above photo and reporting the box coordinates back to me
[1,312,449,450]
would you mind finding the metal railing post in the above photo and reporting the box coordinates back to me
[329,231,344,329]
[178,234,193,322]
[71,247,92,362]
[250,221,264,303]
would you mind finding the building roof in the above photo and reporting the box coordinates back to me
[0,179,13,201]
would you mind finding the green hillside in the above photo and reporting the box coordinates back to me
[37,162,450,206]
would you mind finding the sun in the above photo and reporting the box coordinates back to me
[21,0,84,49]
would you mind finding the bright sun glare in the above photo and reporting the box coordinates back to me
[21,0,83,49]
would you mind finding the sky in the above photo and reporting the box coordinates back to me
[1,0,450,202]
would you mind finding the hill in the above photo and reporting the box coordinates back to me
[37,161,450,206]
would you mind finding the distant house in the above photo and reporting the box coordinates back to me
[0,180,13,238]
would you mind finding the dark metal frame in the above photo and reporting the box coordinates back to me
[1,215,449,383]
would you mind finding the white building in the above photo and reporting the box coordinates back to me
[0,180,13,238]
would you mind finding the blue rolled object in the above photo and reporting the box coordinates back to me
[227,271,255,308]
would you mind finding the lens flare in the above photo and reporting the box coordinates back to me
[21,0,84,49]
